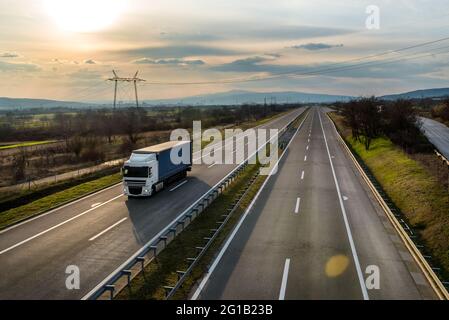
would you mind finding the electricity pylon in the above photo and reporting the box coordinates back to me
[108,70,146,108]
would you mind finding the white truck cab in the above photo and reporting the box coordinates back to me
[122,141,192,197]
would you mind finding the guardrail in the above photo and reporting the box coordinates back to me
[434,149,449,193]
[327,114,449,300]
[84,109,307,300]
[164,168,261,299]
[435,150,449,166]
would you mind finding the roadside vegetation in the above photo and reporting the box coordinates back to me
[330,98,449,279]
[430,98,449,127]
[0,172,121,230]
[0,104,295,188]
[0,140,57,150]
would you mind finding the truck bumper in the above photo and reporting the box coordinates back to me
[123,186,152,197]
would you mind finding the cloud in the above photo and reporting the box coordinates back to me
[291,43,344,50]
[0,60,40,72]
[212,56,444,80]
[159,32,222,42]
[0,52,19,58]
[84,59,97,65]
[240,26,353,40]
[133,58,205,66]
[67,69,103,80]
[212,55,279,72]
[114,45,242,59]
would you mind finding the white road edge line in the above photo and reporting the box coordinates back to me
[318,109,369,300]
[190,111,309,300]
[279,258,291,300]
[89,218,128,242]
[294,197,301,214]
[169,180,188,192]
[0,183,122,235]
[208,163,217,169]
[0,194,123,255]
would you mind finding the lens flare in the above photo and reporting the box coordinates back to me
[44,0,125,33]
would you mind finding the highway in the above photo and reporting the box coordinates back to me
[0,108,304,300]
[193,107,437,300]
[420,117,449,160]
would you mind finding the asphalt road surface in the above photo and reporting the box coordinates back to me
[0,108,304,300]
[420,117,449,160]
[193,107,437,300]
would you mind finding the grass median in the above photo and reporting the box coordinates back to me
[330,112,449,280]
[0,140,57,150]
[0,172,121,230]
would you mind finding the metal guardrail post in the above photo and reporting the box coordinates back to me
[122,270,132,286]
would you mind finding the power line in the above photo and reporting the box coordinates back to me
[140,36,449,86]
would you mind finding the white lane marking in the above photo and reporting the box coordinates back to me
[306,145,309,151]
[0,194,123,255]
[0,183,122,235]
[318,110,369,300]
[301,170,305,180]
[343,196,349,201]
[304,155,307,162]
[91,203,102,208]
[191,111,309,300]
[294,197,301,214]
[89,218,128,242]
[308,138,310,143]
[192,110,300,161]
[208,163,217,168]
[279,258,291,300]
[169,180,188,192]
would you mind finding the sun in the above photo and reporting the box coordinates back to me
[44,0,125,33]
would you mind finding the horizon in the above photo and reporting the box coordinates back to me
[1,1,449,102]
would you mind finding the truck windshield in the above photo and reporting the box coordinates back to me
[123,166,149,178]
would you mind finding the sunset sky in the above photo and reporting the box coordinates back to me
[0,0,448,102]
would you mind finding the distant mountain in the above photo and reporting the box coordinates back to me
[0,97,94,110]
[382,88,449,100]
[143,90,353,106]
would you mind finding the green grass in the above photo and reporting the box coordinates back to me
[0,173,121,230]
[115,164,263,300]
[0,140,57,150]
[330,113,449,279]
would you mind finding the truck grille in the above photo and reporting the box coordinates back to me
[125,180,146,187]
[128,186,143,195]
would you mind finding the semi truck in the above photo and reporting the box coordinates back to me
[122,140,192,197]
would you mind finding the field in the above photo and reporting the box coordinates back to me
[0,140,57,150]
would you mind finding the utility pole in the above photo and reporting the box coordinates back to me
[108,70,145,108]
